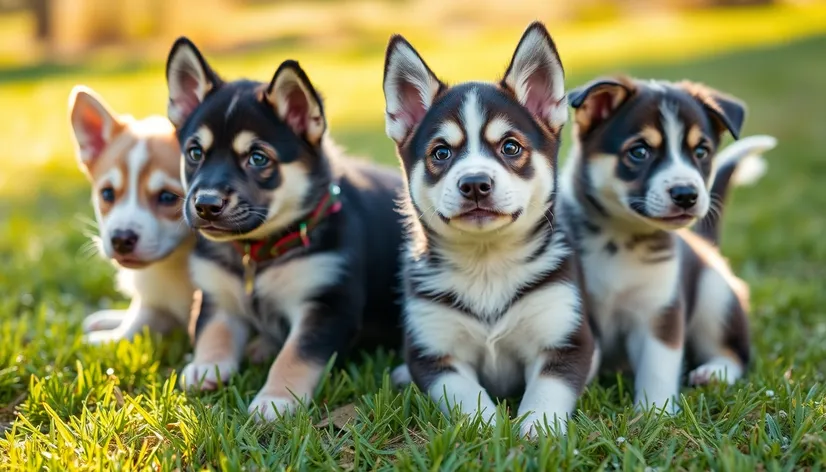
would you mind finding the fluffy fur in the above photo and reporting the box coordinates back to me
[69,86,195,343]
[560,76,776,413]
[384,23,594,438]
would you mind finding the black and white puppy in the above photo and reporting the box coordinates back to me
[560,76,776,413]
[165,38,405,420]
[384,23,595,437]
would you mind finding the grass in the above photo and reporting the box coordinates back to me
[2,12,826,472]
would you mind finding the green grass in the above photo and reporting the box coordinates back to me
[2,31,826,472]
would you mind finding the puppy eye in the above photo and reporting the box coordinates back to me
[501,139,522,157]
[693,145,710,160]
[248,150,270,167]
[158,191,179,205]
[431,145,452,162]
[187,144,204,162]
[100,187,115,203]
[627,145,650,163]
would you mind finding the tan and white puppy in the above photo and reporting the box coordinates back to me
[69,87,195,343]
[385,23,594,438]
[560,76,776,413]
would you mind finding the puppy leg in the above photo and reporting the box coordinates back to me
[84,299,182,344]
[688,299,748,386]
[249,301,358,421]
[628,302,685,414]
[406,345,497,425]
[82,309,127,332]
[180,312,249,391]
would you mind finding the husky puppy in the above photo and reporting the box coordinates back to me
[383,23,595,437]
[165,38,404,420]
[69,87,195,343]
[560,76,776,412]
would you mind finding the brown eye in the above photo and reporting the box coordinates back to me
[501,139,522,157]
[431,145,451,162]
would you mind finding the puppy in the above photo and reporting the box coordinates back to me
[69,87,195,343]
[165,38,404,420]
[383,22,595,437]
[559,76,777,412]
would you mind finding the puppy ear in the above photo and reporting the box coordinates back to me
[166,37,221,128]
[383,35,444,144]
[568,77,634,135]
[69,86,122,169]
[502,22,567,129]
[680,82,746,140]
[265,60,326,145]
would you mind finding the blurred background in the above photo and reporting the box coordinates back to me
[0,0,825,321]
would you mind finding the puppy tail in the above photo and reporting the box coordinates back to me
[694,135,777,245]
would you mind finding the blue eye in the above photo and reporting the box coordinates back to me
[627,145,650,163]
[431,145,451,161]
[694,146,710,160]
[101,187,115,203]
[187,145,204,162]
[248,150,270,167]
[158,191,179,205]
[501,139,522,157]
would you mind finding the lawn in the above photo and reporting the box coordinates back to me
[2,13,826,472]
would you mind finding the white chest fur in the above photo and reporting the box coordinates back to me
[190,252,345,337]
[578,230,680,355]
[407,236,582,397]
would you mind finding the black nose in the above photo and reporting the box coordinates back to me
[111,229,139,255]
[458,173,494,200]
[669,185,699,209]
[194,194,226,220]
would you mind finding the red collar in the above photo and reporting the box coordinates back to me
[234,183,342,294]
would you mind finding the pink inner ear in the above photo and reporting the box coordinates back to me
[523,68,555,120]
[394,80,427,131]
[583,90,617,126]
[76,105,107,161]
[172,69,202,118]
[284,87,310,135]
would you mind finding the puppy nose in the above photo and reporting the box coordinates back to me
[194,194,227,220]
[669,185,699,209]
[111,230,139,255]
[458,173,494,200]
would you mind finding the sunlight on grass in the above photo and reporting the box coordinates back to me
[1,4,826,197]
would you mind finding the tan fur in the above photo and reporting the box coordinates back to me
[686,125,704,149]
[639,126,663,148]
[193,318,237,363]
[257,338,324,401]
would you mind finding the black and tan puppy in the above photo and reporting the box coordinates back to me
[165,38,404,420]
[560,76,777,412]
[384,23,594,437]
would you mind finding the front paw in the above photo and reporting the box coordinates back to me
[519,412,567,439]
[248,393,299,422]
[82,310,128,333]
[179,359,238,391]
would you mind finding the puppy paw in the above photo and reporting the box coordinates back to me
[688,360,742,386]
[248,393,299,422]
[179,359,238,391]
[82,310,127,333]
[246,337,277,364]
[390,364,412,388]
[519,412,566,439]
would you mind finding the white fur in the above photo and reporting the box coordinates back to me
[711,134,776,187]
[484,117,513,143]
[428,362,498,424]
[519,360,577,437]
[626,326,683,414]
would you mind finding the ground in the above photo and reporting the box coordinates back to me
[1,8,826,471]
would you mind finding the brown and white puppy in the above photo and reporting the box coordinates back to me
[165,38,404,421]
[384,23,594,437]
[69,86,195,343]
[559,76,776,413]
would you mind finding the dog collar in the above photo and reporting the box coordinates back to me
[234,183,342,295]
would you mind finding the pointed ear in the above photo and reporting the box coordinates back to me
[501,22,567,129]
[69,86,123,169]
[568,77,635,135]
[680,81,746,140]
[264,60,326,145]
[165,37,221,128]
[383,35,444,144]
